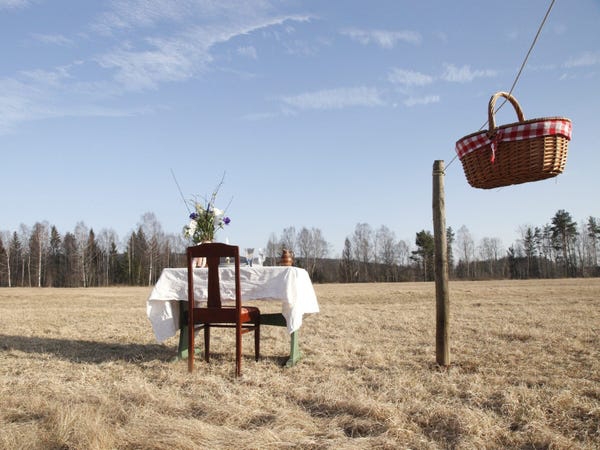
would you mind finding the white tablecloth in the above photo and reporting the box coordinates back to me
[147,266,320,342]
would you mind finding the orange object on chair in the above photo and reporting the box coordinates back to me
[186,243,260,376]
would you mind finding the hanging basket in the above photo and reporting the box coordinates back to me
[455,91,572,189]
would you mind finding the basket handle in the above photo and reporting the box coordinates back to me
[487,91,526,136]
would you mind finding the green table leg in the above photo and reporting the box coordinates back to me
[174,302,191,361]
[286,328,301,367]
[259,313,302,367]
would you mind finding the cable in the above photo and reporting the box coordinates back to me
[446,0,557,171]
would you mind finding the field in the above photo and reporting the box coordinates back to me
[1,279,599,449]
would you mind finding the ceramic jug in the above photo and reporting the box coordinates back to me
[280,249,294,266]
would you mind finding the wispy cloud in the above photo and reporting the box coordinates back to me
[281,86,384,110]
[92,0,197,34]
[242,111,280,121]
[0,0,33,10]
[1,0,315,131]
[96,40,199,91]
[31,33,74,46]
[0,66,152,134]
[96,15,310,91]
[564,51,600,68]
[92,0,290,35]
[341,28,421,48]
[20,65,73,86]
[388,68,433,87]
[237,45,257,59]
[403,95,440,107]
[441,63,496,82]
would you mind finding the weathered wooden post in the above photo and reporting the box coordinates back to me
[432,160,450,366]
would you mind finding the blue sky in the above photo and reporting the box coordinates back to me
[1,0,598,256]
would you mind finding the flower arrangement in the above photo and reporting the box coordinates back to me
[183,184,231,244]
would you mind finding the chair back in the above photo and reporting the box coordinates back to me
[186,243,241,310]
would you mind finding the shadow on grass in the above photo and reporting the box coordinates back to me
[0,334,175,364]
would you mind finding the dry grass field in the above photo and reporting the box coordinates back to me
[1,279,599,449]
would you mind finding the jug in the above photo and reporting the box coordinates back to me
[280,249,294,266]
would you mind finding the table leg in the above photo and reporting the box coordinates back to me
[286,329,301,367]
[259,313,302,367]
[174,302,192,361]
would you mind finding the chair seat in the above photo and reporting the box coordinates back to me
[192,306,260,324]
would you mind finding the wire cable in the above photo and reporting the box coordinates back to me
[445,0,557,171]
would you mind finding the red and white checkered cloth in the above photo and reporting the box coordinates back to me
[456,118,572,160]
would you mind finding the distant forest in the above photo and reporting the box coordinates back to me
[1,209,599,288]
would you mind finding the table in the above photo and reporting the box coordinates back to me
[147,266,319,366]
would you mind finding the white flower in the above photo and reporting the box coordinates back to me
[183,179,231,244]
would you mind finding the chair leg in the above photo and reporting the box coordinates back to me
[236,324,242,377]
[188,322,194,373]
[204,325,210,363]
[255,323,260,362]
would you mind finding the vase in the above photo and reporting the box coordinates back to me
[280,249,294,266]
[194,240,212,268]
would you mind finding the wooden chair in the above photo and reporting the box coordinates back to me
[187,243,260,376]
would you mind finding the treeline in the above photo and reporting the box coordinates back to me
[1,210,598,287]
[327,210,599,283]
[0,213,187,288]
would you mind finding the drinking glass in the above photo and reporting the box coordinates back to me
[245,248,254,266]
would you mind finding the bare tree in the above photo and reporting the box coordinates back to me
[307,227,329,278]
[296,227,311,266]
[0,231,12,287]
[280,227,296,255]
[340,238,354,282]
[29,221,49,287]
[74,222,89,287]
[139,212,164,286]
[265,233,280,265]
[395,239,411,267]
[456,225,475,278]
[97,228,119,286]
[19,224,31,287]
[375,225,397,281]
[294,227,329,278]
[352,223,373,281]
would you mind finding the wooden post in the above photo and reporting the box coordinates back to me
[432,160,450,366]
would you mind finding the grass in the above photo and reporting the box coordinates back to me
[1,279,599,449]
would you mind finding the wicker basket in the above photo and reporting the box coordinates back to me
[455,92,572,189]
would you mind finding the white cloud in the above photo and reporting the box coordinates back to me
[341,28,421,48]
[0,0,32,9]
[92,0,196,34]
[237,45,257,59]
[564,51,600,68]
[92,0,294,34]
[20,66,73,86]
[242,111,279,121]
[96,15,310,90]
[97,38,200,90]
[0,69,152,134]
[281,86,384,110]
[31,33,74,46]
[388,68,434,87]
[441,64,496,82]
[403,95,440,107]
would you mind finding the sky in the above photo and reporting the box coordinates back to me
[1,0,599,256]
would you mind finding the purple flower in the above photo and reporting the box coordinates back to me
[223,217,231,225]
[189,212,198,220]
